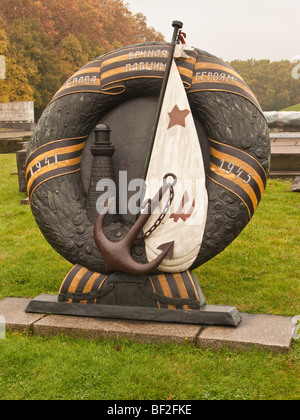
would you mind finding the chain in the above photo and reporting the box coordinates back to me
[142,186,174,239]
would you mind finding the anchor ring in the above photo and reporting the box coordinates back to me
[163,173,177,188]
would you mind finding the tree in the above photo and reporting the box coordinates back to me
[57,33,89,83]
[0,0,165,115]
[230,59,300,111]
[0,21,36,103]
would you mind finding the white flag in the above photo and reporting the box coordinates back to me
[143,60,208,273]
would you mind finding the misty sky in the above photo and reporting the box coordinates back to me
[126,0,300,62]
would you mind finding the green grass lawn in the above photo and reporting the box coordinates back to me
[280,103,300,112]
[0,154,299,400]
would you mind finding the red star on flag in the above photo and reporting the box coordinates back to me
[168,105,190,129]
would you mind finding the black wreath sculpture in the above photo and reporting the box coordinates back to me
[26,42,270,275]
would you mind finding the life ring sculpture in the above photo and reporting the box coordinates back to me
[26,39,270,311]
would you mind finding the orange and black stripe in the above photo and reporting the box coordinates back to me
[49,46,262,114]
[58,266,202,310]
[26,136,86,200]
[176,49,198,89]
[190,56,261,111]
[51,45,170,101]
[208,138,267,219]
[99,45,169,93]
[50,46,199,102]
[58,265,108,304]
[51,61,101,102]
[149,271,200,310]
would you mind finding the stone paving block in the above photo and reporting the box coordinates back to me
[33,314,201,344]
[271,139,298,146]
[197,313,294,353]
[0,298,44,333]
[271,145,300,154]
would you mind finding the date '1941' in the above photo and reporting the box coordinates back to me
[218,159,253,184]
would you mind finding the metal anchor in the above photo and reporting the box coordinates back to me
[94,174,177,276]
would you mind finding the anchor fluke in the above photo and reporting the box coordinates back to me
[157,241,175,260]
[94,213,174,276]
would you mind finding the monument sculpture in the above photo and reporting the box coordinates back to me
[25,22,270,326]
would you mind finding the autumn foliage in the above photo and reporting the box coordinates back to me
[0,0,164,115]
[0,1,299,115]
[230,59,300,112]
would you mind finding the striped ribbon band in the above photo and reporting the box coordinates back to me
[59,265,108,304]
[190,56,261,111]
[99,45,169,93]
[58,265,201,310]
[149,271,201,310]
[208,138,267,219]
[52,61,102,101]
[26,136,87,200]
[51,45,173,102]
[50,48,261,112]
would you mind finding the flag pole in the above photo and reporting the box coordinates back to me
[141,20,183,182]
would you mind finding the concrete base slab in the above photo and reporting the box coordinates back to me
[0,298,295,353]
[197,313,295,353]
[0,298,45,333]
[32,315,201,345]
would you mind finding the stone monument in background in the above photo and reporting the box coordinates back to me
[0,101,35,131]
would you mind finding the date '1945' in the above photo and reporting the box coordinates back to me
[218,159,253,184]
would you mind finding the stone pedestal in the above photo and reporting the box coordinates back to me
[16,142,29,193]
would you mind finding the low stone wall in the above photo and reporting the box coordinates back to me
[0,101,35,130]
[0,138,27,154]
[0,101,34,122]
